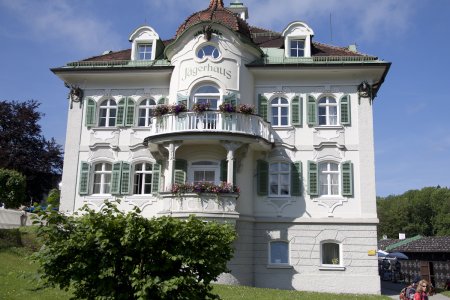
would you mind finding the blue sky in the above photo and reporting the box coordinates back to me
[0,0,449,196]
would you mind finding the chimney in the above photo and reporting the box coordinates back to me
[399,233,406,240]
[228,1,248,20]
[348,44,357,53]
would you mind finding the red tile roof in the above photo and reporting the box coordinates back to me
[175,0,252,40]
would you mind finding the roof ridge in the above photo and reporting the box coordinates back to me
[385,235,423,251]
[250,25,281,35]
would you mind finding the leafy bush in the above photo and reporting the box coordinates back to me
[46,188,60,207]
[34,201,237,300]
[0,168,26,208]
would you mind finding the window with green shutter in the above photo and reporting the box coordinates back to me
[174,159,187,185]
[307,95,317,126]
[125,98,135,126]
[85,99,97,127]
[340,95,351,125]
[120,162,131,195]
[307,161,318,196]
[224,92,238,106]
[341,161,353,196]
[258,94,268,122]
[291,161,302,196]
[257,160,268,196]
[116,98,126,126]
[110,162,122,195]
[152,162,161,195]
[79,161,90,195]
[291,96,303,126]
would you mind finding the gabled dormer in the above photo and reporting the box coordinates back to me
[282,21,314,58]
[129,26,164,61]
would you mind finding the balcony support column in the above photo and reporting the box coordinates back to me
[162,141,182,190]
[221,141,242,185]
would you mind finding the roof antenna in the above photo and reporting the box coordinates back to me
[329,12,333,42]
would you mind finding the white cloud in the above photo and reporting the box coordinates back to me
[0,0,123,55]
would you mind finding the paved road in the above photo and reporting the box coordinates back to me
[381,280,449,299]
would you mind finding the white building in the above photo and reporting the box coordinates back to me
[52,0,390,294]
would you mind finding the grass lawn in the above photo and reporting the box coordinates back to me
[0,227,392,300]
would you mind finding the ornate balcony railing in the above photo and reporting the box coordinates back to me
[248,55,380,66]
[148,112,272,142]
[158,192,239,220]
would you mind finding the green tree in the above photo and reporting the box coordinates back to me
[46,188,60,207]
[0,100,63,202]
[377,186,450,238]
[34,201,237,300]
[0,168,26,208]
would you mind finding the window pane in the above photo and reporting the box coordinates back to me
[270,242,289,264]
[270,163,279,172]
[280,163,289,172]
[269,174,278,194]
[145,163,152,171]
[134,173,142,194]
[330,163,338,171]
[104,164,112,171]
[204,171,215,182]
[322,243,340,265]
[104,174,111,194]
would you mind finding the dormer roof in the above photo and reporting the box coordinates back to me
[175,0,252,41]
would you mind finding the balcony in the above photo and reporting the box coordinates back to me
[158,192,239,222]
[143,112,273,145]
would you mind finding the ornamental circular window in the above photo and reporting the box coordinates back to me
[197,45,220,59]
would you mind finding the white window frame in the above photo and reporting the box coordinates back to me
[92,162,112,195]
[137,43,152,60]
[269,162,291,197]
[319,161,340,197]
[290,39,305,57]
[270,97,290,127]
[138,98,156,127]
[268,240,290,266]
[192,85,221,109]
[188,161,220,185]
[320,240,344,270]
[98,99,117,127]
[318,96,338,126]
[133,162,153,195]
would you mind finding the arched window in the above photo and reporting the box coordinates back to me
[269,241,289,265]
[321,241,341,266]
[99,99,117,127]
[319,162,339,196]
[138,99,156,127]
[269,162,290,196]
[271,97,289,126]
[93,162,112,194]
[318,96,337,125]
[133,162,153,194]
[193,85,220,109]
[197,45,220,59]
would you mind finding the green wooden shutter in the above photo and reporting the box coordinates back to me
[125,98,135,126]
[340,95,351,126]
[307,95,317,126]
[152,162,161,195]
[341,161,353,197]
[158,97,168,105]
[291,96,302,126]
[291,161,302,196]
[308,161,318,196]
[174,159,187,185]
[79,161,90,195]
[258,94,268,122]
[110,162,122,195]
[220,160,227,182]
[224,92,238,106]
[257,160,268,196]
[116,98,126,126]
[120,162,131,195]
[85,99,96,127]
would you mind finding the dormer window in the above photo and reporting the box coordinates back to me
[282,21,314,58]
[290,39,305,57]
[129,26,160,61]
[138,44,152,60]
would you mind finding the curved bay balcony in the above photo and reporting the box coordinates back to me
[158,192,239,222]
[143,112,273,146]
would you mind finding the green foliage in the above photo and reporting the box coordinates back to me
[0,168,26,208]
[377,186,450,238]
[46,188,60,207]
[33,201,237,300]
